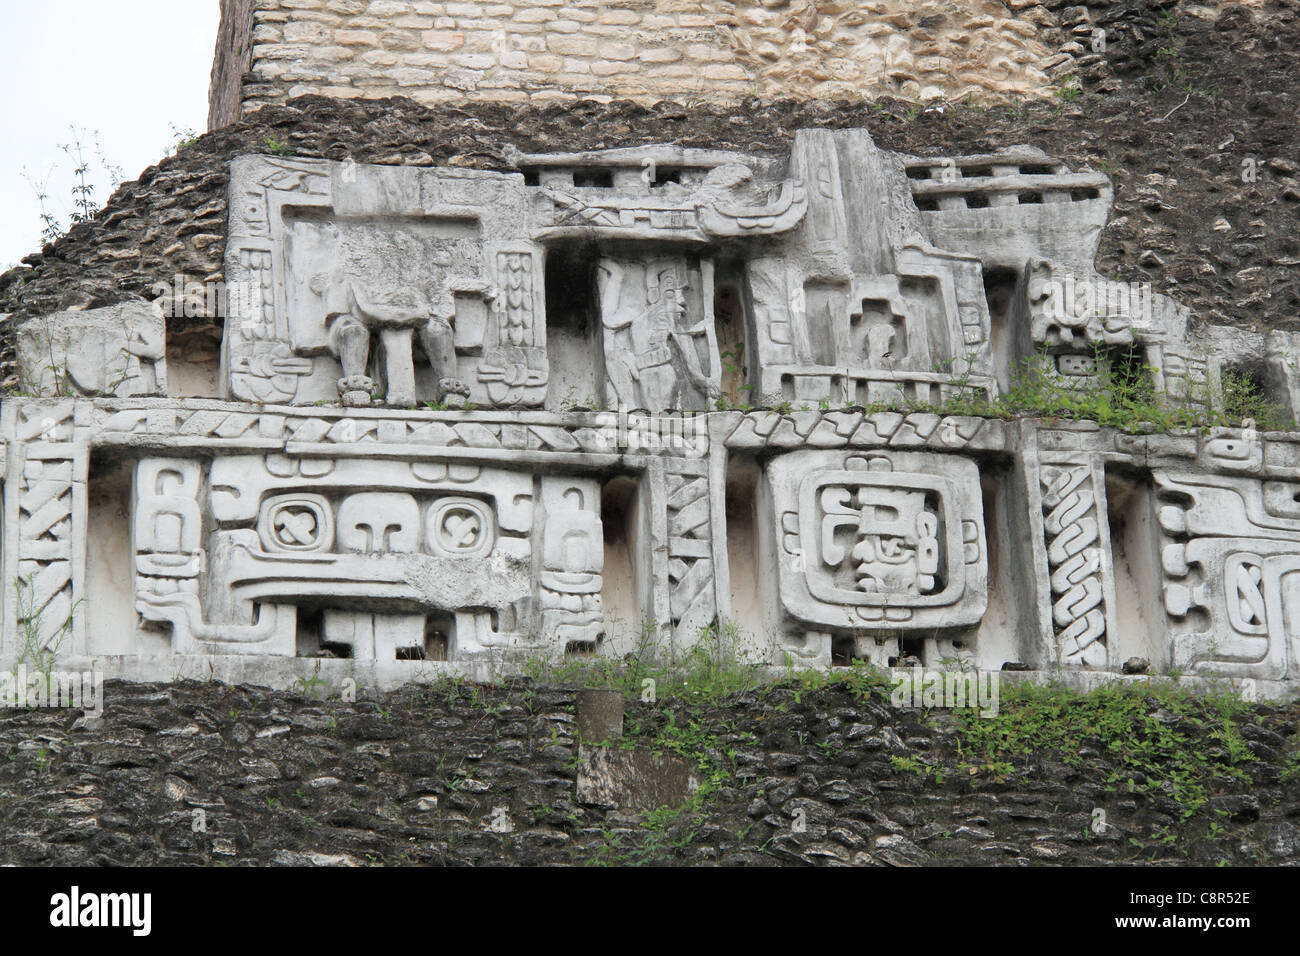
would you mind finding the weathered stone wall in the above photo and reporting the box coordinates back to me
[210,0,257,130]
[213,0,1073,121]
[1,677,1295,865]
[7,0,1291,377]
[5,25,1297,392]
[1,1,1296,696]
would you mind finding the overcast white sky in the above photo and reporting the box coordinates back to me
[0,1,219,271]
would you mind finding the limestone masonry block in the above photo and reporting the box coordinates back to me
[209,0,1076,123]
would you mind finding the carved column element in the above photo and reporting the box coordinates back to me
[477,247,548,408]
[537,477,604,654]
[2,402,89,658]
[1039,463,1108,668]
[1023,425,1117,670]
[664,457,717,643]
[223,158,328,405]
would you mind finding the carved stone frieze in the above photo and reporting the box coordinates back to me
[7,128,1300,691]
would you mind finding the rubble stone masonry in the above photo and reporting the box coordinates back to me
[209,0,1082,127]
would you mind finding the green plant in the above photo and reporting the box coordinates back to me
[264,135,288,155]
[292,663,329,700]
[890,754,924,775]
[20,165,63,246]
[717,344,753,409]
[867,342,1292,434]
[19,126,123,249]
[168,122,200,154]
[525,618,770,707]
[1220,368,1288,428]
[13,576,77,684]
[1279,749,1300,785]
[954,681,1258,820]
[1055,77,1083,102]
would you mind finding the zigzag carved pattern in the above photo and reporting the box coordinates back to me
[665,470,715,630]
[16,459,75,651]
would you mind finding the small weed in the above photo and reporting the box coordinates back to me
[168,122,200,155]
[1055,77,1083,102]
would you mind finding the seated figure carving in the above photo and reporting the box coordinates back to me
[314,270,476,407]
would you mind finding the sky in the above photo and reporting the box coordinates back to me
[0,1,220,271]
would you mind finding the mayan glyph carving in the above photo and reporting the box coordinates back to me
[119,444,607,662]
[479,250,547,408]
[743,130,998,408]
[133,455,294,656]
[767,449,987,636]
[538,478,605,653]
[1017,255,1230,418]
[1158,471,1300,679]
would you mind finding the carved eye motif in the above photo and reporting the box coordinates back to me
[258,494,334,553]
[427,498,493,557]
[442,511,481,548]
[277,509,317,544]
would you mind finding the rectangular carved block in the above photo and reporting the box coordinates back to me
[766,449,987,633]
[17,303,166,398]
[1158,471,1300,680]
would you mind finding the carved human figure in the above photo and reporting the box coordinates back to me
[314,268,474,407]
[418,312,467,407]
[597,260,715,413]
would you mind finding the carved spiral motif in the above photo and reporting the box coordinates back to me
[1041,465,1107,666]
